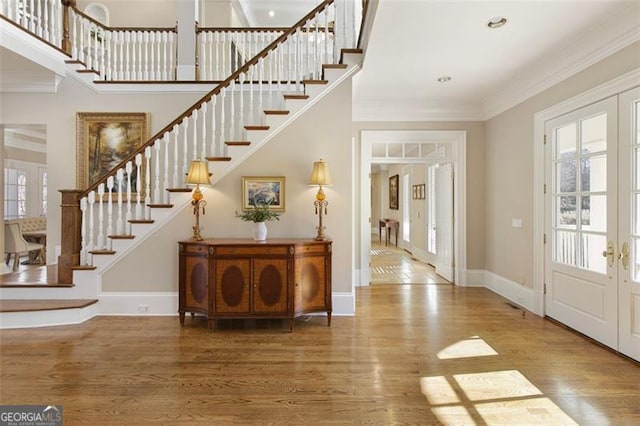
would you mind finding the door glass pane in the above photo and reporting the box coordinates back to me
[633,237,640,283]
[635,147,640,190]
[554,230,577,266]
[555,123,577,158]
[581,195,606,232]
[580,233,606,274]
[556,160,577,193]
[634,194,640,235]
[581,155,606,192]
[581,113,607,154]
[556,196,577,227]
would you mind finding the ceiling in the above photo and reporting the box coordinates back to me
[240,0,639,121]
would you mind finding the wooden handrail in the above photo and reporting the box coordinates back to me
[357,0,371,50]
[197,26,334,34]
[80,0,335,198]
[70,5,176,33]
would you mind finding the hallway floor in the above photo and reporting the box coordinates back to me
[370,236,448,285]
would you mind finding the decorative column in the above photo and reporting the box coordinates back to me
[58,189,82,284]
[176,0,198,80]
[0,126,11,275]
[61,0,76,55]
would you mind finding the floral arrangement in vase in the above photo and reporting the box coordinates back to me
[235,200,280,240]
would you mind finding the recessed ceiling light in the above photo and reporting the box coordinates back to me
[268,10,275,17]
[437,76,451,83]
[487,16,507,29]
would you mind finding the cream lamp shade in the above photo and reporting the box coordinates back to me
[309,159,332,187]
[185,160,211,186]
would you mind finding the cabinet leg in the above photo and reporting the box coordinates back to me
[208,319,216,331]
[179,312,185,326]
[327,312,332,327]
[289,319,294,332]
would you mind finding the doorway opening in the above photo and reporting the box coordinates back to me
[359,130,467,287]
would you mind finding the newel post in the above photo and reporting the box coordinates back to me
[61,0,76,55]
[58,189,82,284]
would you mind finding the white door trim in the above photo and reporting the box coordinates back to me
[359,130,467,286]
[533,68,640,316]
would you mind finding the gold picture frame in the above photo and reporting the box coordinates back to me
[76,112,150,194]
[241,176,286,212]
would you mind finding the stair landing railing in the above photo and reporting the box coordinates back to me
[56,0,364,282]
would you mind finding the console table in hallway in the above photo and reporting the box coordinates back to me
[378,219,399,247]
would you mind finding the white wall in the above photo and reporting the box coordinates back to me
[485,41,640,289]
[0,76,207,263]
[102,79,355,294]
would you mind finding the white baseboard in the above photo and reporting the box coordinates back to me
[332,291,355,316]
[410,247,429,263]
[485,270,535,313]
[98,292,179,316]
[458,269,486,287]
[0,303,98,329]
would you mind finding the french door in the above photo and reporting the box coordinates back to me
[545,88,640,361]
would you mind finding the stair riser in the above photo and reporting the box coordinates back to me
[0,304,98,329]
[0,282,98,300]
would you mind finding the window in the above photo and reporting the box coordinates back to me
[4,168,27,219]
[39,168,47,216]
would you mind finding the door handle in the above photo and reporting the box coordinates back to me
[602,241,615,268]
[618,242,630,270]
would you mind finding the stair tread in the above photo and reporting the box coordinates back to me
[89,249,116,255]
[225,141,251,146]
[0,299,98,313]
[283,94,309,100]
[129,219,154,224]
[323,64,349,69]
[148,204,174,208]
[167,188,192,192]
[245,125,270,131]
[71,265,97,271]
[302,80,328,85]
[264,110,290,115]
[108,234,135,239]
[206,157,232,162]
[77,69,99,75]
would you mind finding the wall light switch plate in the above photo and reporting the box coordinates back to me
[512,219,523,228]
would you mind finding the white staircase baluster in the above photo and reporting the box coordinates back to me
[201,103,207,160]
[153,143,161,203]
[229,81,235,140]
[248,66,254,125]
[164,135,171,204]
[214,31,220,80]
[191,111,198,159]
[106,176,114,247]
[116,169,124,235]
[154,31,160,80]
[239,74,244,137]
[135,153,143,219]
[144,32,149,80]
[161,32,168,80]
[87,191,96,255]
[80,197,87,265]
[221,32,226,80]
[97,183,105,249]
[210,97,217,157]
[125,31,131,80]
[35,0,42,37]
[182,120,189,183]
[125,162,133,234]
[219,89,226,149]
[172,126,180,188]
[144,147,152,219]
[28,0,35,32]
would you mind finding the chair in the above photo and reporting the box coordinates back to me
[4,222,45,271]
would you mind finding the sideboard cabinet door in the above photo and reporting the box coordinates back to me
[253,258,290,314]
[215,258,251,314]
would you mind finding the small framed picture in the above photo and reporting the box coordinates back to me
[241,176,286,212]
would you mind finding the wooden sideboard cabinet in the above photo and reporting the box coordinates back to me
[178,238,332,331]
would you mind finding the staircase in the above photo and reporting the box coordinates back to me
[0,0,368,328]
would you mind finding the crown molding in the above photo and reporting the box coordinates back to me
[353,99,484,122]
[482,24,640,120]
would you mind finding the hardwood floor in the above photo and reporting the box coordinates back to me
[1,285,638,424]
[370,237,447,285]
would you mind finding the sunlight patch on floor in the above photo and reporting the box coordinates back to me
[437,336,498,360]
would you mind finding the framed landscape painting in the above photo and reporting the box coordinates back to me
[76,112,150,193]
[242,176,285,212]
